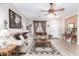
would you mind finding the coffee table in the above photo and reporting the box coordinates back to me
[35,39,51,47]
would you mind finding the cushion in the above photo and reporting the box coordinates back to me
[22,33,27,39]
[9,36,16,40]
[26,39,31,44]
[26,34,29,38]
[19,35,25,41]
[14,34,21,40]
[23,32,28,34]
[19,35,28,45]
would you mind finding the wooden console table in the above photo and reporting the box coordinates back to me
[0,44,17,56]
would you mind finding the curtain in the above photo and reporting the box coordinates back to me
[33,21,39,33]
[36,22,43,32]
[33,21,46,33]
[36,21,39,32]
[41,21,46,32]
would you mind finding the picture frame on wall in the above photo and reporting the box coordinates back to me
[9,9,22,28]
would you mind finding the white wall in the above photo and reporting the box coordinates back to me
[0,3,27,33]
[47,18,63,39]
[26,18,33,35]
[26,18,63,39]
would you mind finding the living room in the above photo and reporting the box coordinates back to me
[0,3,79,56]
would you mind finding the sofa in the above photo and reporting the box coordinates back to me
[0,32,34,53]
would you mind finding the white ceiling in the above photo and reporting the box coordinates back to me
[13,3,79,19]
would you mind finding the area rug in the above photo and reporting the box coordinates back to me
[29,44,62,56]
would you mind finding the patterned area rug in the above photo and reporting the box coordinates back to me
[29,45,62,56]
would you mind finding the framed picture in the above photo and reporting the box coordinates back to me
[9,9,22,28]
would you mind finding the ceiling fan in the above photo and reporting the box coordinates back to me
[41,3,64,16]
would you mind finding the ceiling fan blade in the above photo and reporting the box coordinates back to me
[54,8,64,12]
[41,10,48,12]
[45,12,50,16]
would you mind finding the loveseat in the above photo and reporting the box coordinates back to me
[0,32,34,53]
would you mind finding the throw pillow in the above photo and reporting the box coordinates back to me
[19,35,28,46]
[14,34,21,40]
[19,35,25,41]
[22,33,27,39]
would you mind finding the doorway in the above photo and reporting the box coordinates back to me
[65,15,77,44]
